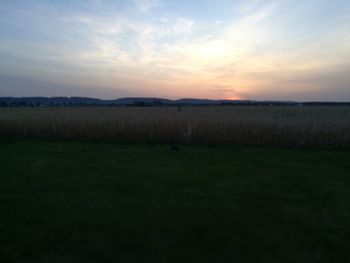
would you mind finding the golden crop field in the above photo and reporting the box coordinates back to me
[1,106,350,148]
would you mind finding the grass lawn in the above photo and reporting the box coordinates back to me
[0,140,350,262]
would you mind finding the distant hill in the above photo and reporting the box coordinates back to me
[111,97,173,105]
[0,97,349,107]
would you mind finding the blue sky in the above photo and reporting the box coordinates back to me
[0,0,349,100]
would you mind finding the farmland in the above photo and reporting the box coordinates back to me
[1,106,350,148]
[1,141,350,262]
[1,106,350,262]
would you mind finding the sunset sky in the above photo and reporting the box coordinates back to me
[0,0,349,100]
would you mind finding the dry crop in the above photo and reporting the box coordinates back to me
[1,106,350,148]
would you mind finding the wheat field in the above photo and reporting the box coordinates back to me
[1,106,350,148]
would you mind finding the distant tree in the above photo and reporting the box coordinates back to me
[153,99,163,106]
[135,101,146,106]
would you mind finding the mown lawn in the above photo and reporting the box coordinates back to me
[0,140,350,262]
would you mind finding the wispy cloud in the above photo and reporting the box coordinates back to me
[0,0,349,100]
[134,0,161,14]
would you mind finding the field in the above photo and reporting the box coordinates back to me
[1,106,350,148]
[1,107,350,262]
[1,140,350,262]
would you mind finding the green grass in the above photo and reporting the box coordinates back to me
[1,140,350,262]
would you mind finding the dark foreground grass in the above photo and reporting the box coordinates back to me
[0,141,350,263]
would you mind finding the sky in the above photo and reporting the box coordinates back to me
[0,0,349,101]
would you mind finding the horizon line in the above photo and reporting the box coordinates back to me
[1,96,350,103]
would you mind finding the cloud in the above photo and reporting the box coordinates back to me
[173,18,196,35]
[235,0,264,15]
[0,73,132,98]
[1,0,349,100]
[133,0,161,13]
